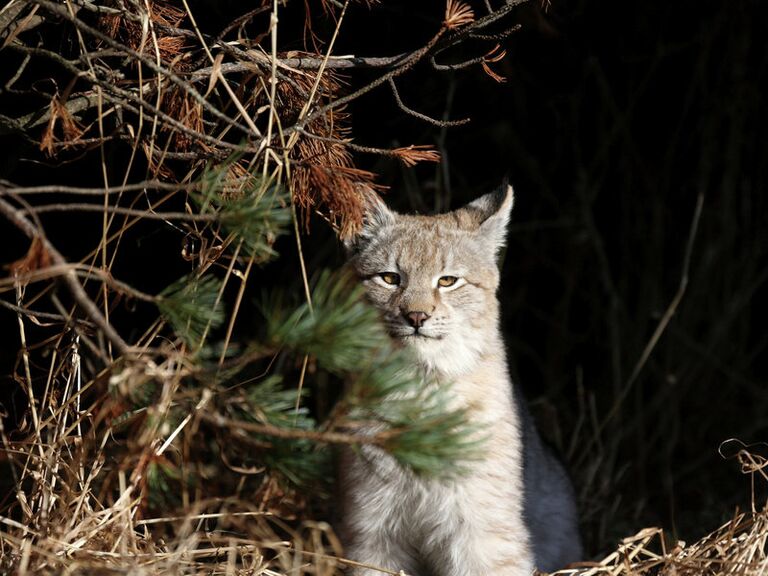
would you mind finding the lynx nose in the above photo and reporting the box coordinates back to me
[404,311,430,328]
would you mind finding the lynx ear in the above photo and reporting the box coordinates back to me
[462,182,515,251]
[343,191,396,252]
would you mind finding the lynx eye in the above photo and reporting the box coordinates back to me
[438,276,458,287]
[378,272,401,286]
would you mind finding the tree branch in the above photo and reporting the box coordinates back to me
[21,203,218,221]
[0,298,95,328]
[189,53,412,80]
[0,196,131,355]
[199,412,385,447]
[389,78,470,127]
[7,41,255,155]
[30,0,260,142]
[0,180,197,196]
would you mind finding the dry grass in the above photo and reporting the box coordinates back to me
[556,508,768,576]
[2,364,765,575]
[0,340,346,575]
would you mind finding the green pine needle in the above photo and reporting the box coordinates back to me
[381,397,486,477]
[193,161,291,261]
[232,376,327,488]
[157,274,225,348]
[267,270,391,374]
[266,269,483,477]
[243,375,315,430]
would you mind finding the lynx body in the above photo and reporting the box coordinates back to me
[341,185,581,576]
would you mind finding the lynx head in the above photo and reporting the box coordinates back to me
[345,184,514,376]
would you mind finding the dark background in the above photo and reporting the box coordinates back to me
[1,0,766,559]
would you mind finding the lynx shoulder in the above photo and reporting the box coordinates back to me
[340,184,582,576]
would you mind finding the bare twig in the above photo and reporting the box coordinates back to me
[430,53,487,71]
[22,203,218,221]
[189,54,412,80]
[470,23,522,42]
[0,262,159,304]
[389,78,470,127]
[199,412,384,447]
[286,30,435,134]
[0,298,95,327]
[293,108,439,163]
[284,0,527,134]
[597,193,706,433]
[436,0,528,53]
[0,196,131,355]
[7,41,256,154]
[0,180,197,196]
[30,0,260,141]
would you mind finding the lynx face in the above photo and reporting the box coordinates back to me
[346,186,514,376]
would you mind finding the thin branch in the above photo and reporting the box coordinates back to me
[285,1,530,134]
[287,24,448,134]
[30,0,260,141]
[470,23,522,42]
[598,193,706,431]
[0,180,197,196]
[0,263,161,304]
[430,53,487,72]
[435,0,529,54]
[389,78,470,127]
[297,128,437,161]
[214,6,271,40]
[22,203,218,221]
[622,194,705,393]
[7,42,256,155]
[0,298,95,327]
[199,412,384,447]
[0,196,131,355]
[5,92,103,131]
[189,54,411,80]
[4,51,31,90]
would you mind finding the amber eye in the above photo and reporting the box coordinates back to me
[438,276,458,287]
[379,272,401,286]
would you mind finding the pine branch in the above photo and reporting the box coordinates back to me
[265,270,481,476]
[157,274,225,348]
[0,196,131,355]
[193,164,292,261]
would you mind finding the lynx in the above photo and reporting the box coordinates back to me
[340,184,582,576]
